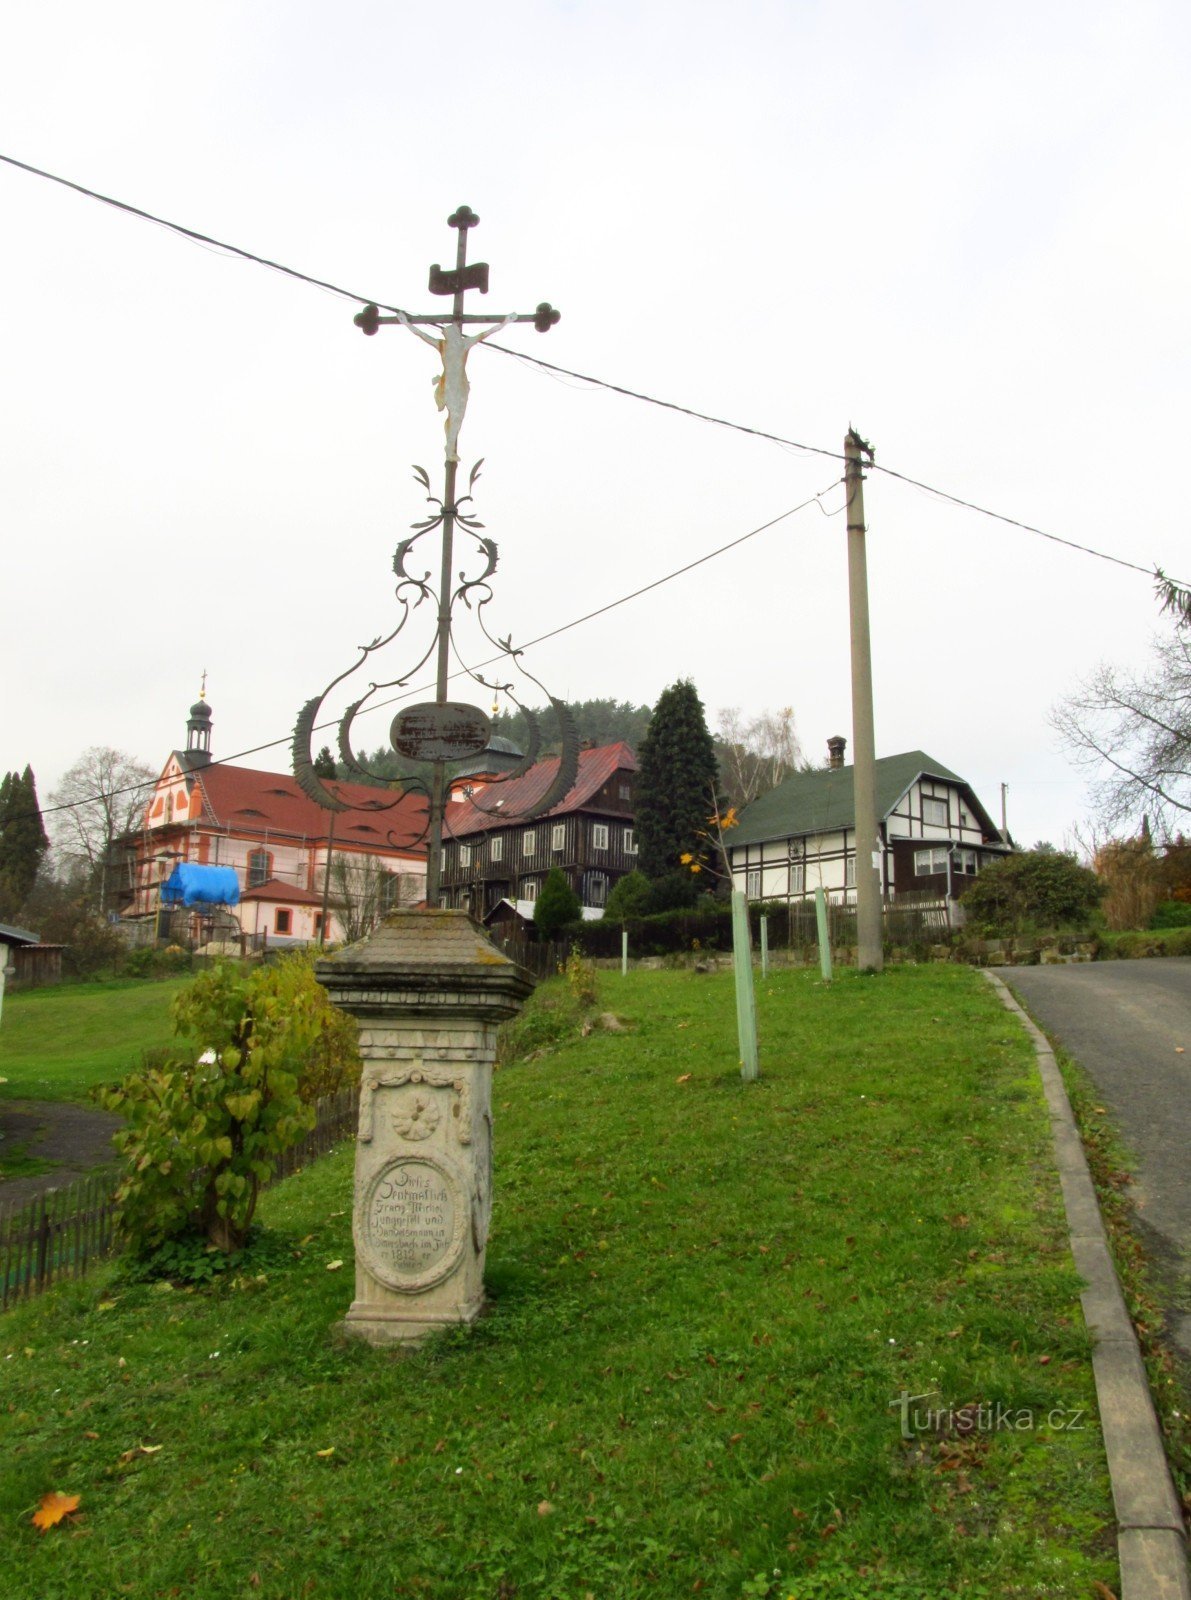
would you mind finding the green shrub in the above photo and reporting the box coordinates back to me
[1150,898,1191,929]
[1097,926,1191,959]
[960,850,1105,936]
[643,869,702,914]
[124,943,197,978]
[603,869,652,920]
[562,944,599,1008]
[533,867,581,940]
[102,955,359,1256]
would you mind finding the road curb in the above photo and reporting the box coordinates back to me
[983,970,1190,1600]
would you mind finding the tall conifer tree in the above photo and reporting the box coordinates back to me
[635,680,718,880]
[0,765,50,915]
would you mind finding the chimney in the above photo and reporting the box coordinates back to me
[827,735,847,770]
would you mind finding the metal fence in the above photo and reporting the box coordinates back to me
[0,1085,360,1312]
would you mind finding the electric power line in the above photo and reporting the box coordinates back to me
[2,150,1185,590]
[23,484,843,825]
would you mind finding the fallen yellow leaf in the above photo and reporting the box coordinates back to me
[32,1491,80,1532]
[325,1260,344,1272]
[537,1500,554,1516]
[316,1447,335,1458]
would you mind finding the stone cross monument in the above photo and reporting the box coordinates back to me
[317,909,532,1344]
[294,206,575,1344]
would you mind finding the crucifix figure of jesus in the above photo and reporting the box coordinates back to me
[395,311,519,463]
[354,205,560,467]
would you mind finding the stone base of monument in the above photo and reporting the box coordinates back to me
[317,909,533,1347]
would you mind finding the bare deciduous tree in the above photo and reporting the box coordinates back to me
[1051,628,1191,837]
[715,706,803,811]
[329,852,420,943]
[49,747,156,910]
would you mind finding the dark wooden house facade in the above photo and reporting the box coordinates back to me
[439,742,639,915]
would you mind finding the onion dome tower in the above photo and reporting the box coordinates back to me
[185,677,213,768]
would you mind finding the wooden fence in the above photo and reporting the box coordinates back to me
[0,1085,360,1312]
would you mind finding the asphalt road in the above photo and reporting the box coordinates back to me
[1004,958,1191,1377]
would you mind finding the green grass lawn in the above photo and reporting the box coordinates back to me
[0,979,188,1103]
[0,966,1117,1598]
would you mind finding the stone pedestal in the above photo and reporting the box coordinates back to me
[316,909,533,1346]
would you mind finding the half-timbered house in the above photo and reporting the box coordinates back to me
[728,740,1009,920]
[438,741,639,916]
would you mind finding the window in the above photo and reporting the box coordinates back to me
[491,834,503,862]
[624,827,637,854]
[379,873,401,911]
[523,830,536,857]
[248,849,271,887]
[746,869,762,898]
[791,863,805,895]
[845,856,856,887]
[592,823,609,851]
[459,844,472,868]
[275,909,291,935]
[314,913,324,936]
[922,797,948,827]
[589,875,607,907]
[914,848,950,875]
[522,880,538,902]
[953,848,978,875]
[618,783,631,801]
[552,823,566,851]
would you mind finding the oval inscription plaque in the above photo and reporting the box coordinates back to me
[390,701,492,762]
[360,1155,467,1292]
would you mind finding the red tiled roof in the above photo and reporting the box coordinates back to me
[187,764,427,855]
[240,877,325,905]
[446,741,637,837]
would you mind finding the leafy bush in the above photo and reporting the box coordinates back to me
[102,956,360,1255]
[642,869,702,914]
[1097,926,1191,959]
[1150,898,1191,929]
[562,944,599,1008]
[560,903,729,957]
[960,850,1106,936]
[123,943,197,978]
[533,867,581,940]
[603,870,652,921]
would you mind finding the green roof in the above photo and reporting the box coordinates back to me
[731,751,969,847]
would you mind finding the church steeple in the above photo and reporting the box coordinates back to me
[185,672,213,767]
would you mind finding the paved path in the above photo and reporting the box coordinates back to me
[1004,959,1191,1377]
[0,1099,122,1212]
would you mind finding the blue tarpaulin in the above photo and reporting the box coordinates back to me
[160,864,241,907]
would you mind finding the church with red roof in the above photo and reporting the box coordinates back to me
[118,692,428,948]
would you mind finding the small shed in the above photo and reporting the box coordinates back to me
[0,922,64,988]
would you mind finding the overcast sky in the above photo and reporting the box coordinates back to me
[2,0,1188,851]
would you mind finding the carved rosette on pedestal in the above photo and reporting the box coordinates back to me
[316,909,532,1345]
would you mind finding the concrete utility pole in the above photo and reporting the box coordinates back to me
[844,429,883,973]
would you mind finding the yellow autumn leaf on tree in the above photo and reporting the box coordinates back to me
[32,1491,80,1532]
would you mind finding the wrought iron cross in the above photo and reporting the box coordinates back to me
[292,207,572,912]
[353,206,559,465]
